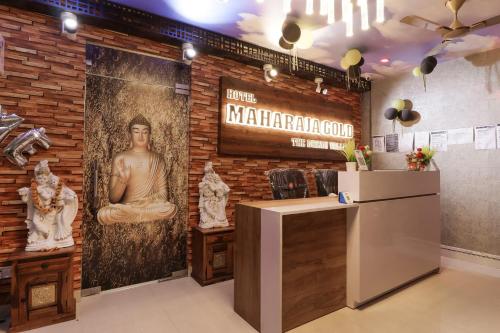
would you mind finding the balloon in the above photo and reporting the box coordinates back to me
[282,22,301,44]
[340,57,350,70]
[404,99,413,110]
[420,56,437,75]
[0,110,24,145]
[3,127,51,168]
[296,29,314,49]
[279,36,294,50]
[384,108,398,120]
[398,109,413,122]
[357,57,365,67]
[392,99,405,111]
[412,66,422,77]
[345,49,362,66]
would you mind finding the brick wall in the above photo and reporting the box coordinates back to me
[0,5,361,291]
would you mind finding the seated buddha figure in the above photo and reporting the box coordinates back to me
[97,114,177,225]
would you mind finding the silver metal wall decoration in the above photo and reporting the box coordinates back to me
[0,108,24,144]
[0,106,52,168]
[4,128,51,167]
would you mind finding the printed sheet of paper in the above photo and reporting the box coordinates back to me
[385,133,399,153]
[398,132,414,153]
[414,131,429,149]
[475,125,496,150]
[430,131,448,152]
[372,135,385,153]
[447,128,473,145]
[497,125,500,149]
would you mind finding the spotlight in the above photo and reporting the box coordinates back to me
[182,42,197,65]
[314,77,328,95]
[263,64,278,83]
[61,11,78,34]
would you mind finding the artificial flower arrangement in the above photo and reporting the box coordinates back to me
[406,146,435,171]
[357,144,372,166]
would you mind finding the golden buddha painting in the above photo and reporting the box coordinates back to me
[97,114,177,225]
[82,44,190,291]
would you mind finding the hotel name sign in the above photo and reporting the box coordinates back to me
[219,77,355,160]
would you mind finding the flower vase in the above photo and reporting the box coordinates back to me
[346,162,357,172]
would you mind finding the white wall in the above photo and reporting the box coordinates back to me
[368,48,500,257]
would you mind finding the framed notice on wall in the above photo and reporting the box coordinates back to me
[218,77,355,160]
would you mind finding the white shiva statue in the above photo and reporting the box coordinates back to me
[17,160,78,251]
[198,162,230,229]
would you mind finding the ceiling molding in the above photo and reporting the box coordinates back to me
[5,0,371,92]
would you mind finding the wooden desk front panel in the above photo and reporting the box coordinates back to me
[282,209,346,331]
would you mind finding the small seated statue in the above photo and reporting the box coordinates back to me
[97,114,177,225]
[198,162,230,229]
[18,160,78,251]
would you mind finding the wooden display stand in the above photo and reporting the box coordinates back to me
[191,226,234,286]
[9,247,76,333]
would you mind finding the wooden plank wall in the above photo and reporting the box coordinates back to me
[0,5,361,292]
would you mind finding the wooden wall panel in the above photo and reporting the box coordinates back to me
[0,5,361,292]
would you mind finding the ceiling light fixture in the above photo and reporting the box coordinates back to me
[345,1,354,37]
[341,0,349,22]
[320,0,328,16]
[358,0,369,31]
[306,0,314,16]
[314,77,327,95]
[327,0,335,24]
[283,0,291,13]
[263,64,278,83]
[60,11,78,34]
[182,42,197,65]
[376,0,385,23]
[380,58,390,63]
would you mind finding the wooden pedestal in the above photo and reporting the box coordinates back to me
[9,247,76,333]
[191,226,234,286]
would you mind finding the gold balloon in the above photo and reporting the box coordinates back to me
[340,57,350,70]
[345,49,362,66]
[412,66,422,77]
[392,99,405,111]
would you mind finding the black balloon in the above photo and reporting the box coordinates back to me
[420,56,437,75]
[357,57,365,67]
[279,36,294,50]
[384,108,398,120]
[398,109,413,121]
[282,22,301,44]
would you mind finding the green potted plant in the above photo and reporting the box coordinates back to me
[341,140,357,172]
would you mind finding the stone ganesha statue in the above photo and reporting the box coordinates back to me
[17,160,78,251]
[198,162,230,229]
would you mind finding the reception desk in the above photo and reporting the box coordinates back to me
[339,170,441,308]
[234,171,441,332]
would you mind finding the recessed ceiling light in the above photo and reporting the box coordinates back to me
[380,58,390,63]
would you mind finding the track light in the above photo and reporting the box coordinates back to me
[60,12,78,35]
[182,42,197,65]
[263,64,278,83]
[315,77,328,95]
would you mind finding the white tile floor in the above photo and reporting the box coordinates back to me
[1,267,500,333]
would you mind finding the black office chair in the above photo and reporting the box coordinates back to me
[314,169,338,197]
[267,168,309,200]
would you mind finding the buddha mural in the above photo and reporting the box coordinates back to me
[97,114,177,225]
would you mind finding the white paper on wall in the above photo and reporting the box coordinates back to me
[398,132,414,153]
[372,135,385,153]
[475,125,496,150]
[430,131,448,152]
[414,131,430,149]
[497,125,500,149]
[385,133,399,153]
[447,128,473,145]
